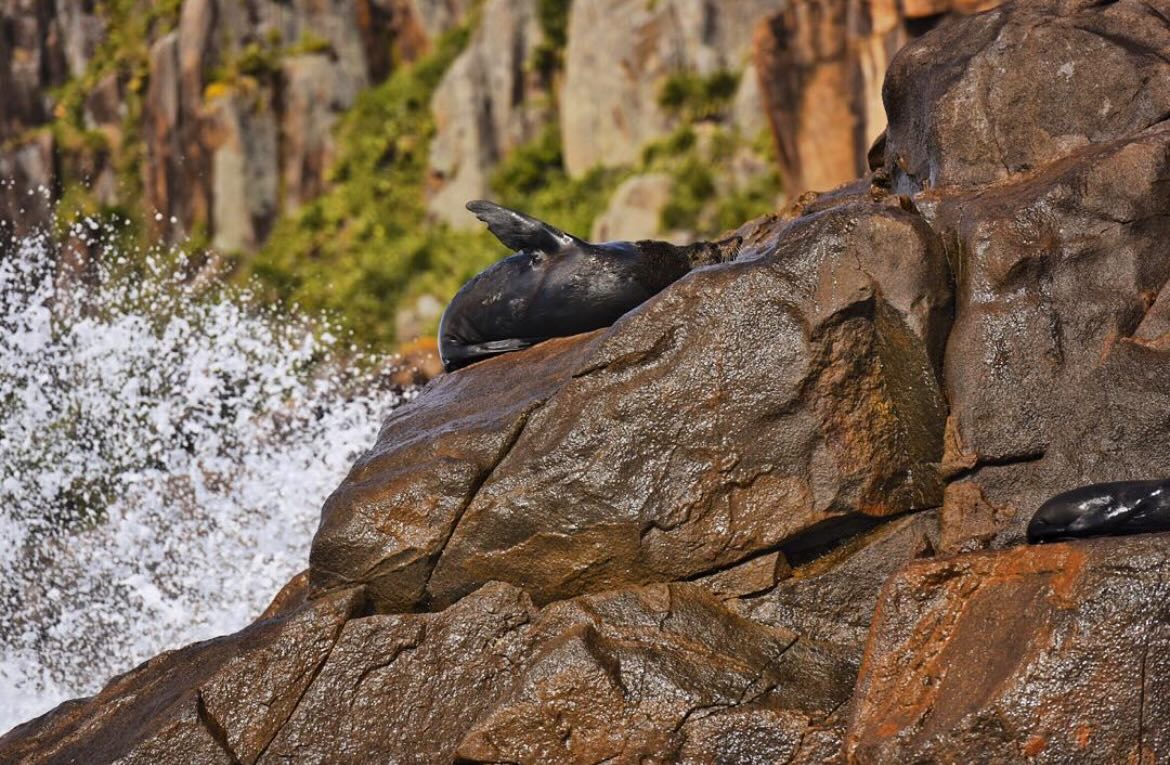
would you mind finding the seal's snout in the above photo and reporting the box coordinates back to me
[1025,509,1064,544]
[1025,490,1101,544]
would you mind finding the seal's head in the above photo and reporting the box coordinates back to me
[1027,481,1166,543]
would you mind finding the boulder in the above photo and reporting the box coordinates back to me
[881,0,1170,191]
[930,121,1170,545]
[311,200,951,613]
[846,535,1170,763]
[310,332,605,612]
[589,172,677,242]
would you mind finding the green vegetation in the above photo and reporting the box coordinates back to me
[248,23,477,346]
[49,0,184,238]
[532,0,572,82]
[658,69,740,122]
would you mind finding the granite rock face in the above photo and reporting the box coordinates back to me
[1,0,465,252]
[426,0,549,225]
[9,1,1170,761]
[560,0,787,176]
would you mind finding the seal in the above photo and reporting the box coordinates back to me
[1026,478,1170,543]
[438,200,724,372]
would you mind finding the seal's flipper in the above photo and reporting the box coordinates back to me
[442,336,548,372]
[467,200,577,254]
[461,337,546,356]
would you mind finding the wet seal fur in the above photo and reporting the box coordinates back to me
[1027,479,1170,543]
[438,200,730,372]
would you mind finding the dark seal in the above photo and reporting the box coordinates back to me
[1027,479,1170,543]
[438,200,725,372]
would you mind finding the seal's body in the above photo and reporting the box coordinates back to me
[1027,479,1170,543]
[439,200,707,372]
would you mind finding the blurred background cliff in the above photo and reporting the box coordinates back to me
[1,0,995,362]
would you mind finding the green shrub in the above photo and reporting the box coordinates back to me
[247,23,482,346]
[532,0,572,82]
[657,69,740,122]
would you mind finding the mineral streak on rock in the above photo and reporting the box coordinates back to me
[846,535,1170,763]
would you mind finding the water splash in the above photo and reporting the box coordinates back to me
[0,218,403,732]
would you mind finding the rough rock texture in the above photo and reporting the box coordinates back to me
[847,535,1170,763]
[561,0,786,176]
[739,511,939,664]
[454,583,853,764]
[258,582,538,764]
[313,200,950,613]
[889,1,1170,547]
[310,332,606,612]
[754,0,998,196]
[882,0,1170,191]
[427,0,549,225]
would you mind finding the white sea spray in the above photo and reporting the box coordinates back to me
[0,219,403,732]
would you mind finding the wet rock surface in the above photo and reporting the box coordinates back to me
[847,535,1170,763]
[9,0,1170,761]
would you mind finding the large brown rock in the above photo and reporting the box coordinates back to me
[846,535,1170,763]
[0,588,365,765]
[311,200,951,613]
[309,332,605,612]
[881,0,1170,192]
[929,122,1170,545]
[455,583,854,764]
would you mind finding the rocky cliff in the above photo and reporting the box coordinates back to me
[5,0,1170,761]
